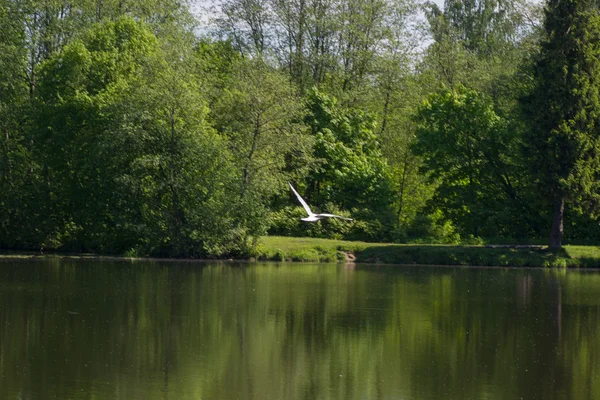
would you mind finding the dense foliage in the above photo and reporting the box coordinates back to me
[523,0,600,248]
[1,0,600,256]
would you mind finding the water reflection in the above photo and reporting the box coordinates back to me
[0,260,599,399]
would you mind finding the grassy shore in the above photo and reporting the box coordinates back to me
[255,236,377,262]
[2,237,600,267]
[256,236,600,267]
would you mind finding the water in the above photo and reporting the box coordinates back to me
[0,259,599,400]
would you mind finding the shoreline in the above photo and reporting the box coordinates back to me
[2,236,600,268]
[1,253,599,270]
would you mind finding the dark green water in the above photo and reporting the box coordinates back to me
[0,259,599,400]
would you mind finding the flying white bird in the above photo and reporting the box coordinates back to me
[288,182,353,222]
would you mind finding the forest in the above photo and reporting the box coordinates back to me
[1,0,600,257]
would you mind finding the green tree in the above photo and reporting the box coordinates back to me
[216,0,418,93]
[303,89,394,239]
[523,0,600,248]
[420,0,539,94]
[212,58,311,244]
[413,85,521,237]
[442,0,524,56]
[194,38,242,109]
[35,17,237,256]
[34,17,160,251]
[216,0,272,57]
[0,0,44,248]
[119,32,238,256]
[370,56,433,236]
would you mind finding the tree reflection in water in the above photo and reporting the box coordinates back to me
[0,260,598,400]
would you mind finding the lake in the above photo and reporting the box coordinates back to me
[0,259,599,399]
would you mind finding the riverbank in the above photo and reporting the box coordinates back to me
[2,236,600,267]
[256,236,600,267]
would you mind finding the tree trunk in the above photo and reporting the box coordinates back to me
[396,150,409,226]
[549,196,564,249]
[380,89,390,136]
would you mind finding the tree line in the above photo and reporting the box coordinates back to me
[1,0,599,256]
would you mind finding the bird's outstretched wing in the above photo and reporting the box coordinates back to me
[316,213,353,221]
[288,182,313,216]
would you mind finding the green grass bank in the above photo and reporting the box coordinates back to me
[2,237,600,267]
[256,236,600,267]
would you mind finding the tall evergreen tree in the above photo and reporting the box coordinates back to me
[524,0,600,248]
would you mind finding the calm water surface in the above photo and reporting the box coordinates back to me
[0,259,599,400]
